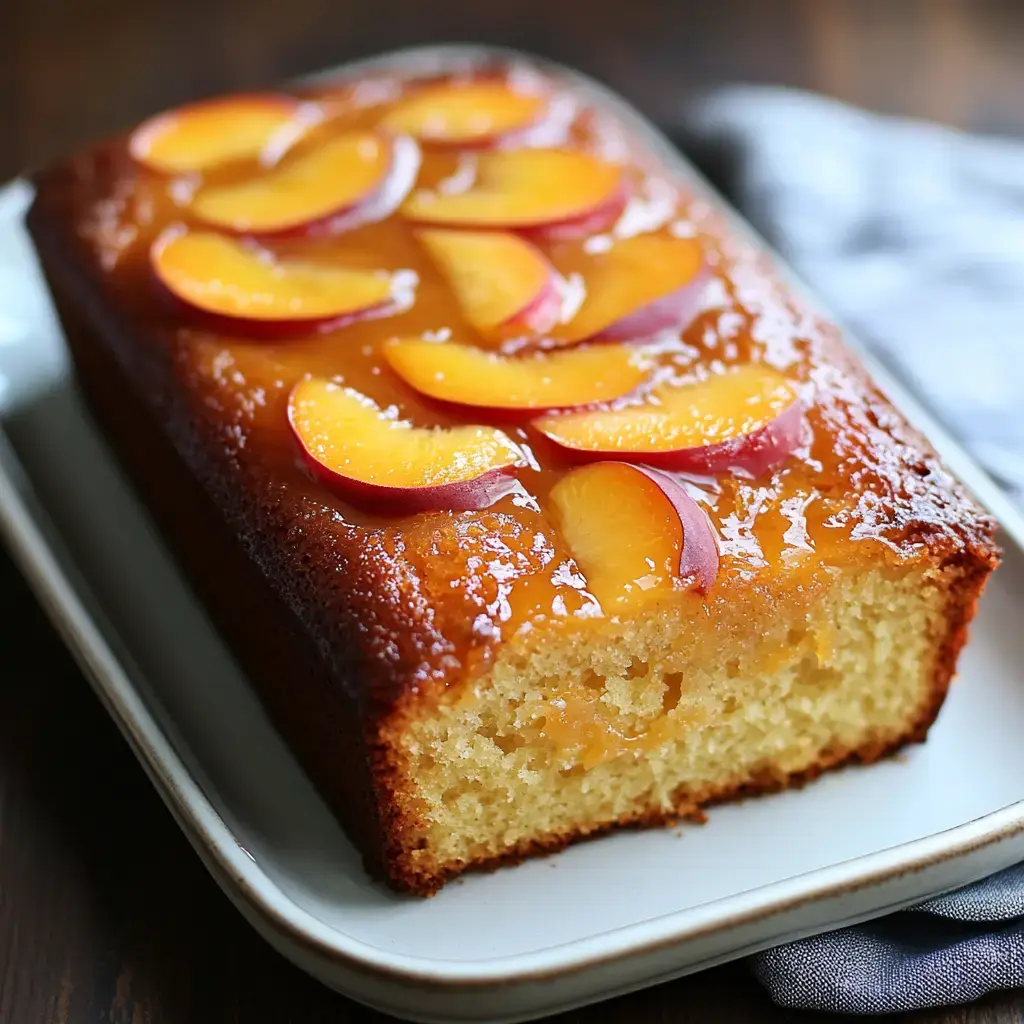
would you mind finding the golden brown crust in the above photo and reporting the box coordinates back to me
[26,55,1001,896]
[53,297,400,879]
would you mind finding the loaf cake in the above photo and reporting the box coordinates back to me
[26,53,1000,896]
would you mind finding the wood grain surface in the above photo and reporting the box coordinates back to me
[2,1,1023,1021]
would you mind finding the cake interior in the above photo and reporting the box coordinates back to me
[392,562,956,884]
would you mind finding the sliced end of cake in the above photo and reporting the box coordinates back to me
[379,548,995,895]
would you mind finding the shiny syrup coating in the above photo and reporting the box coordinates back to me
[67,63,995,693]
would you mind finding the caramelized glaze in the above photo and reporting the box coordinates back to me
[51,60,994,695]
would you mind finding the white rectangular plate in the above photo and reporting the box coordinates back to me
[2,46,1024,1024]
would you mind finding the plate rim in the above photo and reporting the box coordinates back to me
[3,42,1024,992]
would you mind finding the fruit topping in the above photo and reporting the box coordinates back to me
[534,365,803,475]
[288,380,522,513]
[550,462,719,605]
[418,229,560,341]
[151,230,402,335]
[384,339,648,411]
[129,94,311,174]
[558,235,708,343]
[401,148,625,231]
[189,132,420,237]
[383,80,546,146]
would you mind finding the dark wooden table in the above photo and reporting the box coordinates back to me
[2,1,1023,1021]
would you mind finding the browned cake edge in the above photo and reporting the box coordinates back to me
[47,293,398,884]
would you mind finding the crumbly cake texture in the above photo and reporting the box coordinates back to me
[28,59,999,896]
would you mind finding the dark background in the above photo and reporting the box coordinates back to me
[2,1,1024,1021]
[5,0,1024,180]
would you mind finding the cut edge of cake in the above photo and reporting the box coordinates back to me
[378,548,997,894]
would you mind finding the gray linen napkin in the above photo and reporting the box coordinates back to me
[681,87,1024,1013]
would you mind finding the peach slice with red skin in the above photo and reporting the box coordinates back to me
[521,187,630,242]
[550,462,719,606]
[535,365,803,475]
[401,148,625,232]
[384,340,648,412]
[189,131,421,237]
[417,229,560,341]
[288,380,522,513]
[383,81,547,147]
[151,230,402,336]
[129,94,312,174]
[558,235,709,344]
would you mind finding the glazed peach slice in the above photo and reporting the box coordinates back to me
[418,229,560,341]
[189,131,420,237]
[559,235,709,343]
[384,340,647,412]
[402,148,625,233]
[535,365,803,475]
[383,80,546,146]
[288,380,522,513]
[152,230,403,335]
[550,463,719,605]
[129,94,313,174]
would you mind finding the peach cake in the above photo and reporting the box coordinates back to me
[26,58,999,895]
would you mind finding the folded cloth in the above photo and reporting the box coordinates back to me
[753,865,1024,1013]
[680,87,1024,1013]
